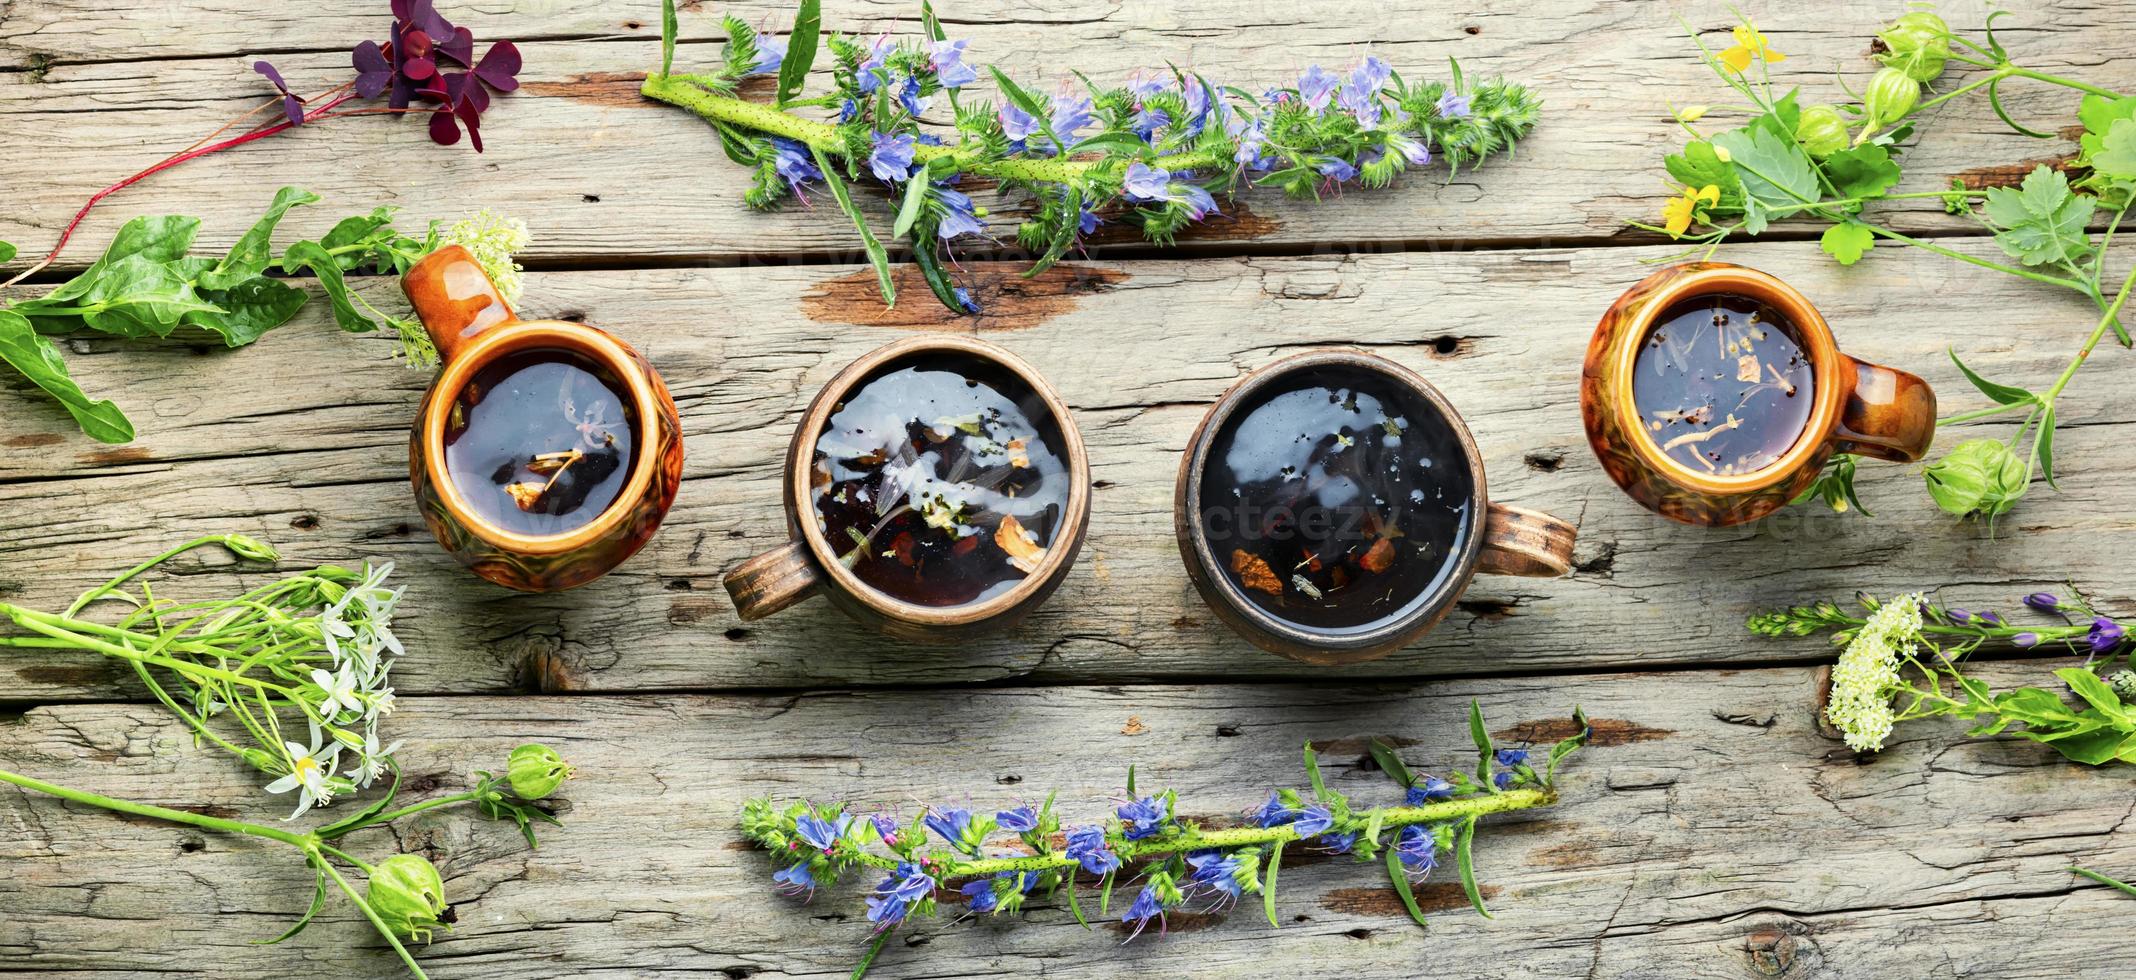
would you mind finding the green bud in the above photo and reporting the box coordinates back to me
[367,854,450,944]
[1794,104,1849,158]
[2111,670,2136,702]
[1877,11,1951,83]
[219,533,280,563]
[1923,438,2028,519]
[507,744,574,801]
[1863,67,1922,127]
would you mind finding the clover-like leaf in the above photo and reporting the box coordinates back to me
[1822,144,1902,201]
[1982,165,2095,269]
[1820,221,1874,265]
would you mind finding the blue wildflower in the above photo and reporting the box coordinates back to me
[2024,592,2062,613]
[1436,91,1472,119]
[1064,825,1122,874]
[1352,56,1391,94]
[923,806,975,850]
[996,806,1039,834]
[839,98,859,122]
[1338,73,1382,128]
[1388,132,1432,166]
[869,813,901,846]
[1050,93,1094,144]
[961,872,1031,914]
[1131,106,1172,141]
[897,74,932,116]
[750,33,787,76]
[935,186,986,239]
[1949,608,1975,625]
[1316,157,1359,182]
[1171,182,1219,221]
[1181,80,1216,135]
[1404,776,1454,805]
[794,812,851,853]
[929,38,978,89]
[1117,795,1170,840]
[768,137,821,191]
[1249,792,1296,828]
[1233,119,1271,168]
[1122,163,1172,202]
[999,101,1042,142]
[773,863,816,893]
[865,862,936,928]
[1321,830,1360,854]
[1185,849,1244,900]
[1494,770,1517,790]
[1292,803,1334,838]
[1393,825,1438,873]
[868,131,917,183]
[1496,748,1529,767]
[2013,631,2041,648]
[1120,883,1172,935]
[1979,611,2005,627]
[1297,65,1339,111]
[856,35,896,94]
[2089,617,2126,654]
[1126,73,1169,101]
[954,287,980,313]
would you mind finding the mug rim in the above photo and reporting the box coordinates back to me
[783,334,1092,628]
[419,321,664,558]
[1178,349,1490,654]
[1601,263,1846,495]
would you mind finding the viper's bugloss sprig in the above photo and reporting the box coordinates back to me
[739,703,1590,977]
[1751,590,2136,762]
[643,0,1541,313]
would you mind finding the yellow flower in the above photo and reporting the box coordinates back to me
[1675,104,1710,123]
[1663,184,1721,237]
[1719,24,1785,73]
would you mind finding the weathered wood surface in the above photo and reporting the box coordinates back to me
[3,664,2133,978]
[4,1,2134,266]
[3,239,2132,702]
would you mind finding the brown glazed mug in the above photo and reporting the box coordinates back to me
[401,245,684,591]
[1175,350,1576,665]
[723,335,1091,642]
[1581,262,1935,526]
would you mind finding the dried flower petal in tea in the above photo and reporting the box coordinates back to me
[444,349,638,535]
[1632,293,1813,476]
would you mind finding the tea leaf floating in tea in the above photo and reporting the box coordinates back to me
[811,360,1071,608]
[1631,294,1813,477]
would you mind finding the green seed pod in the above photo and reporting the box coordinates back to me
[1794,104,1849,158]
[1877,11,1951,83]
[1863,67,1922,127]
[219,533,280,563]
[507,744,574,801]
[367,854,450,943]
[1923,438,2028,519]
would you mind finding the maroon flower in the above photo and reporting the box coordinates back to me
[353,0,521,150]
[252,60,307,126]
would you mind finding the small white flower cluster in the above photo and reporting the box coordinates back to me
[267,563,406,820]
[442,209,532,305]
[1826,593,1924,753]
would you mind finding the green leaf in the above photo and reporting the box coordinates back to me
[0,240,15,264]
[1385,846,1430,930]
[988,65,1053,147]
[1545,706,1592,785]
[909,228,965,314]
[2039,726,2125,765]
[0,309,134,443]
[2036,403,2058,490]
[1303,742,1326,798]
[851,928,891,980]
[314,763,402,839]
[1713,126,1818,212]
[2057,668,2132,726]
[1948,349,2036,406]
[660,0,678,76]
[2091,117,2136,181]
[775,0,820,109]
[1455,816,1491,918]
[187,276,308,347]
[1065,877,1090,929]
[1068,133,1154,158]
[1665,140,1742,206]
[1098,869,1116,916]
[1468,701,1495,791]
[1820,221,1874,265]
[1125,764,1137,797]
[254,869,330,945]
[45,215,201,303]
[1983,166,2095,269]
[2073,866,2136,896]
[1262,841,1283,928]
[1822,144,1902,201]
[1367,737,1415,790]
[203,186,319,290]
[281,240,379,333]
[20,254,226,339]
[1026,185,1084,279]
[893,171,931,240]
[810,145,895,307]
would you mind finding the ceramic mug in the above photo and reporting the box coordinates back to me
[1174,349,1576,665]
[401,245,684,592]
[723,335,1091,642]
[1581,262,1935,526]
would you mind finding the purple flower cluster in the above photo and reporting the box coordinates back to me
[999,87,1094,152]
[1122,163,1219,220]
[866,862,937,929]
[1115,794,1172,840]
[1064,824,1121,874]
[1404,775,1455,805]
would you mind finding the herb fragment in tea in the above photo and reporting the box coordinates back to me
[1200,367,1475,635]
[1632,293,1813,476]
[811,361,1070,607]
[444,349,637,535]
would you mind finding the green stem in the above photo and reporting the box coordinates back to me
[640,73,1223,185]
[2041,263,2136,405]
[1856,222,2087,291]
[844,788,1553,875]
[65,534,229,616]
[328,789,487,837]
[0,607,308,702]
[2004,66,2127,101]
[2073,866,2136,897]
[0,768,313,846]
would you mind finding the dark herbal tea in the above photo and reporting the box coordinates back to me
[1198,366,1475,636]
[810,357,1071,608]
[444,349,638,536]
[1632,293,1815,476]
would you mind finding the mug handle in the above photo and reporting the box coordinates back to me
[724,541,823,621]
[1476,503,1576,577]
[1831,355,1936,462]
[401,244,518,365]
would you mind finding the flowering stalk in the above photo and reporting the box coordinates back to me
[0,741,574,979]
[741,703,1591,978]
[1751,591,2135,761]
[645,0,1540,313]
[1642,8,2135,521]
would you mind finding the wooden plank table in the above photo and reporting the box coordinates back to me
[3,1,2134,977]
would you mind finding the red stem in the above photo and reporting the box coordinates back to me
[2,90,361,289]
